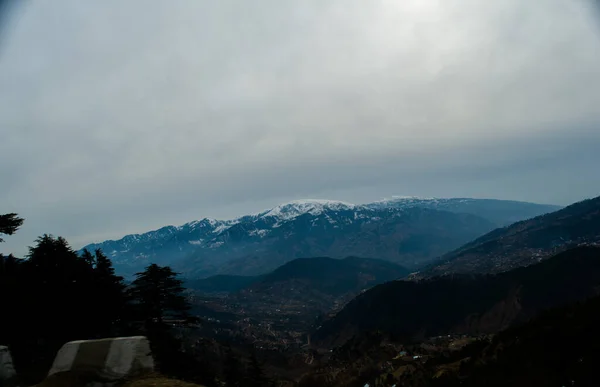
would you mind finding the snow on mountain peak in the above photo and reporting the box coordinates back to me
[383,196,437,202]
[185,217,219,228]
[259,199,356,221]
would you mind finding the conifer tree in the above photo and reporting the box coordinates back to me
[80,248,96,267]
[14,235,97,379]
[0,213,23,242]
[129,263,190,325]
[91,249,128,336]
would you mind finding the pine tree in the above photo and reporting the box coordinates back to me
[0,254,24,347]
[0,213,23,242]
[129,263,190,325]
[80,248,96,267]
[90,249,128,336]
[14,235,98,380]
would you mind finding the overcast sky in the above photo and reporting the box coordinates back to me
[1,0,600,255]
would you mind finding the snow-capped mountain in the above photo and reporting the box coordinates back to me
[256,199,356,222]
[81,197,560,278]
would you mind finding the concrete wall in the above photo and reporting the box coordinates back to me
[0,346,17,386]
[46,336,154,384]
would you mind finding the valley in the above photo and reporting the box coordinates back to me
[185,257,409,353]
[165,195,600,386]
[180,244,600,386]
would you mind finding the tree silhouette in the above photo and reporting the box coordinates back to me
[0,213,23,242]
[8,235,99,382]
[129,263,190,325]
[89,248,128,336]
[80,248,96,266]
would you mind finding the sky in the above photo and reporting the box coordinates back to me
[1,0,600,255]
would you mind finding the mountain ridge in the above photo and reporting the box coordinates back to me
[416,195,600,277]
[81,197,560,277]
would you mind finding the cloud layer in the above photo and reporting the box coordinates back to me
[1,0,600,254]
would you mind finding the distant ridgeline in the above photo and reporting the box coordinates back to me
[81,197,559,278]
[185,256,409,295]
[418,195,600,277]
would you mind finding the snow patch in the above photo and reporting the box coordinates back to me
[185,218,219,229]
[248,229,269,237]
[375,196,438,203]
[258,199,356,221]
[212,220,239,234]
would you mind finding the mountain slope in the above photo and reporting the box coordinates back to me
[367,197,560,226]
[248,256,410,297]
[448,294,600,387]
[185,257,408,296]
[81,197,558,277]
[313,246,600,348]
[228,257,411,332]
[185,257,411,341]
[179,207,495,277]
[420,196,600,276]
[336,293,600,387]
[377,293,600,387]
[81,218,235,274]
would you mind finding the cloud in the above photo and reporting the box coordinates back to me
[1,0,600,254]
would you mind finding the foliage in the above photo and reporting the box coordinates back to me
[0,216,210,385]
[0,234,130,384]
[0,213,23,242]
[129,263,191,325]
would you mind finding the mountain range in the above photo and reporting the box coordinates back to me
[81,197,559,278]
[418,195,600,277]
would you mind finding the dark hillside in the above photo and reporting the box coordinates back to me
[420,196,600,276]
[252,256,410,296]
[314,246,600,347]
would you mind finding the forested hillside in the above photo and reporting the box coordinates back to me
[314,246,600,347]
